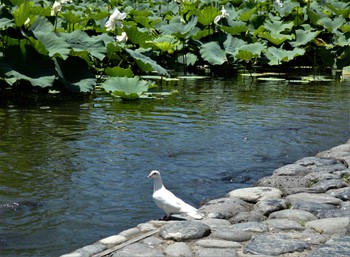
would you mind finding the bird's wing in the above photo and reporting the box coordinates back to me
[153,187,201,218]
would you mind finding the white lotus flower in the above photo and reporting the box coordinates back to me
[116,32,128,43]
[51,1,62,16]
[105,8,127,31]
[274,0,283,8]
[214,6,229,24]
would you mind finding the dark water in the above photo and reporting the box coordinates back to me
[0,77,349,257]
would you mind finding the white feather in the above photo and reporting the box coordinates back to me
[148,170,202,220]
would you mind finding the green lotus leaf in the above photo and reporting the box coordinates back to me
[101,76,153,100]
[0,18,14,29]
[291,28,320,47]
[223,36,246,57]
[148,35,179,53]
[200,41,227,65]
[341,23,350,33]
[220,21,247,35]
[265,46,305,66]
[13,1,33,27]
[264,19,294,34]
[31,17,71,60]
[235,42,265,61]
[60,30,106,60]
[259,31,293,45]
[325,1,350,17]
[0,44,56,88]
[53,56,95,92]
[125,48,169,76]
[196,6,220,26]
[277,1,300,17]
[239,7,256,22]
[157,16,198,38]
[124,26,152,47]
[317,16,346,33]
[105,66,134,77]
[177,53,197,66]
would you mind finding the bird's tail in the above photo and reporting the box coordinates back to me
[186,210,203,220]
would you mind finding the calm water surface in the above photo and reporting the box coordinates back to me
[0,78,349,257]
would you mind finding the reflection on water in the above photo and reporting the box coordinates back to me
[0,78,349,257]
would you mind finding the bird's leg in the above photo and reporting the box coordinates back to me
[161,214,171,221]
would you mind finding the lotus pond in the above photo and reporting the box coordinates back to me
[0,75,349,257]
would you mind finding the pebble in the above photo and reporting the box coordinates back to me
[60,139,350,257]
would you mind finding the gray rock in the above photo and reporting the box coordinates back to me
[254,199,288,215]
[255,175,309,189]
[200,218,231,230]
[294,157,338,167]
[341,201,350,210]
[99,235,127,246]
[273,163,311,176]
[313,163,348,173]
[286,193,343,206]
[282,187,321,196]
[118,227,141,239]
[318,209,350,219]
[316,142,350,167]
[310,179,348,193]
[196,239,241,248]
[72,243,106,257]
[142,236,164,246]
[212,229,253,242]
[269,209,317,222]
[229,210,267,224]
[244,233,310,255]
[263,219,305,231]
[327,187,350,201]
[305,217,350,235]
[291,201,338,218]
[227,187,282,203]
[305,172,340,182]
[195,247,238,257]
[199,197,251,219]
[308,236,350,257]
[112,242,165,257]
[164,242,193,257]
[159,221,211,241]
[230,221,268,233]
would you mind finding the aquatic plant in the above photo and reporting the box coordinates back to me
[0,0,348,96]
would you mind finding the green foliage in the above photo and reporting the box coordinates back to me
[0,0,349,96]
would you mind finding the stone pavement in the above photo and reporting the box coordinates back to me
[61,139,350,257]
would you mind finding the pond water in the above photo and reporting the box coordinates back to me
[0,76,349,257]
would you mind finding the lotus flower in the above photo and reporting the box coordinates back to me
[51,1,62,16]
[116,32,128,43]
[214,6,229,24]
[274,0,283,8]
[105,8,127,31]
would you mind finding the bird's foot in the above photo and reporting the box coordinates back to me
[161,215,171,221]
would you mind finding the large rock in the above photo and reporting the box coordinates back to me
[310,179,348,193]
[291,201,338,218]
[195,247,238,257]
[199,197,251,219]
[229,210,267,224]
[255,175,309,189]
[254,199,288,215]
[244,233,310,255]
[286,193,343,206]
[230,221,268,233]
[305,217,350,235]
[316,140,350,167]
[164,242,193,257]
[211,229,253,242]
[159,221,211,241]
[263,219,305,231]
[227,187,282,203]
[308,236,350,257]
[273,163,311,176]
[195,239,241,248]
[112,242,165,257]
[269,209,317,222]
[327,187,350,201]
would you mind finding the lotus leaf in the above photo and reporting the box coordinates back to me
[265,46,305,66]
[105,67,134,78]
[196,6,220,26]
[101,76,153,100]
[291,28,320,47]
[317,16,346,33]
[200,42,227,65]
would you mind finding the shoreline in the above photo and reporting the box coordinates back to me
[61,139,350,257]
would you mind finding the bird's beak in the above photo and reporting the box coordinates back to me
[147,174,152,178]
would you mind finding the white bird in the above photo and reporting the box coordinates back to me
[148,170,203,220]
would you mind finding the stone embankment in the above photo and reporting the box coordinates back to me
[62,139,350,257]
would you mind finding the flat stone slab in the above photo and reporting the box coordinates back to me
[227,187,282,203]
[286,193,343,206]
[308,236,350,257]
[305,217,350,235]
[199,197,251,219]
[254,199,288,215]
[112,242,165,257]
[244,233,310,255]
[196,239,241,248]
[327,187,350,201]
[230,222,269,233]
[159,221,211,241]
[269,209,317,222]
[99,235,127,246]
[211,229,254,242]
[195,247,238,257]
[263,218,305,231]
[310,179,348,193]
[316,141,350,166]
[164,242,193,257]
